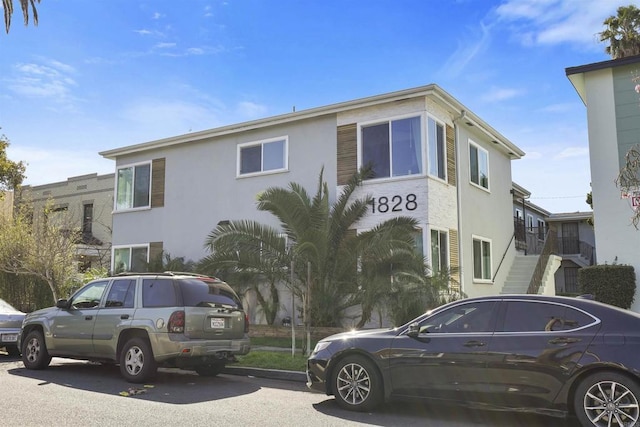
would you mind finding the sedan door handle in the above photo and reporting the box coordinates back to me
[464,340,486,347]
[120,314,129,320]
[85,316,93,320]
[549,337,580,345]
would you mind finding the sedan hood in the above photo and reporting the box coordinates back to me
[323,327,398,342]
[0,312,26,329]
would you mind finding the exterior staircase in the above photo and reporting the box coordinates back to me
[501,255,539,294]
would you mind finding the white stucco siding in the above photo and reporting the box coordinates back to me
[584,68,640,311]
[112,115,338,263]
[457,124,516,297]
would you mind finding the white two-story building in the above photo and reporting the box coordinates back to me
[100,84,539,323]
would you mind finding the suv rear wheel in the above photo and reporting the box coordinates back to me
[119,337,157,383]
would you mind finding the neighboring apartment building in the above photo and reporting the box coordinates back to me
[100,84,528,324]
[18,173,115,272]
[567,54,640,311]
[546,212,596,294]
[0,190,13,219]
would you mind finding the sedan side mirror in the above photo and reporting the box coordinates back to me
[407,322,420,338]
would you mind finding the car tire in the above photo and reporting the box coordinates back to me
[119,337,157,383]
[332,355,383,412]
[6,345,20,357]
[21,330,52,370]
[574,371,640,427]
[195,363,225,377]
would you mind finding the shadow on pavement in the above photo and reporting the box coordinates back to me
[8,357,261,404]
[311,397,582,427]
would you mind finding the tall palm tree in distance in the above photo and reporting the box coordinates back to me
[3,0,40,34]
[599,4,640,59]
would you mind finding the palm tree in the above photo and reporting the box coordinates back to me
[599,5,640,59]
[3,0,40,34]
[202,167,421,328]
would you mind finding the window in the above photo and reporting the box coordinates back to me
[413,229,424,258]
[105,278,136,308]
[428,117,445,180]
[472,236,492,281]
[527,214,534,232]
[113,245,148,273]
[82,203,93,236]
[469,141,489,189]
[498,301,596,332]
[238,137,287,176]
[361,116,422,179]
[515,209,522,220]
[142,278,178,307]
[537,219,546,240]
[70,280,109,309]
[419,301,498,333]
[430,229,448,275]
[116,163,151,210]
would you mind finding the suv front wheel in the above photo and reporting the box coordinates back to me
[119,337,157,383]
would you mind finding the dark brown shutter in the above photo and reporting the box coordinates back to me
[149,241,163,262]
[449,229,460,291]
[337,124,357,186]
[151,158,165,208]
[446,124,456,186]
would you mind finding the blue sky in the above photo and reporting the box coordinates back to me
[1,0,638,213]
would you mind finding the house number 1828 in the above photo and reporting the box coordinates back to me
[369,194,418,213]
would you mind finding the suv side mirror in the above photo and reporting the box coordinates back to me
[56,299,70,309]
[407,322,420,338]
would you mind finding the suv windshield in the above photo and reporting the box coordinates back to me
[180,278,241,308]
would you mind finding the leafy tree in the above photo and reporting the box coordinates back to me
[202,167,422,328]
[2,0,39,34]
[616,144,640,228]
[599,4,640,59]
[0,200,80,303]
[0,133,26,198]
[146,250,196,273]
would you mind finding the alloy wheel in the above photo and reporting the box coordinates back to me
[583,380,640,426]
[336,362,371,406]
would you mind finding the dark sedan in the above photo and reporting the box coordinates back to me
[307,294,640,426]
[0,298,25,357]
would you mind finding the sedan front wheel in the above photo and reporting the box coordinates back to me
[332,355,383,412]
[574,371,640,427]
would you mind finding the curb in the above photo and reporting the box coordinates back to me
[223,366,307,383]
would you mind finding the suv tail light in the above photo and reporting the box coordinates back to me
[244,313,250,333]
[168,310,185,333]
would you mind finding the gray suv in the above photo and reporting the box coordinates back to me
[19,272,250,382]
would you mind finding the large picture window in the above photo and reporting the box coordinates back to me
[472,236,492,281]
[361,116,422,179]
[430,229,449,275]
[238,137,287,176]
[113,245,149,273]
[428,117,445,180]
[469,141,489,190]
[116,163,151,210]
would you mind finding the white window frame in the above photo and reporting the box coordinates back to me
[427,116,446,181]
[115,161,152,212]
[357,113,425,181]
[429,227,449,275]
[472,235,492,282]
[237,136,289,177]
[112,244,149,273]
[469,140,490,191]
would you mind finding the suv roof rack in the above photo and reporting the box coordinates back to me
[114,271,223,281]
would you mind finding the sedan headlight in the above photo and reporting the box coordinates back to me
[312,341,331,354]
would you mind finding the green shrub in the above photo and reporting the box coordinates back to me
[579,264,636,309]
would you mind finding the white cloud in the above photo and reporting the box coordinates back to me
[438,21,492,79]
[6,60,78,106]
[481,87,525,103]
[154,42,176,49]
[236,101,268,119]
[554,146,589,160]
[494,0,639,48]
